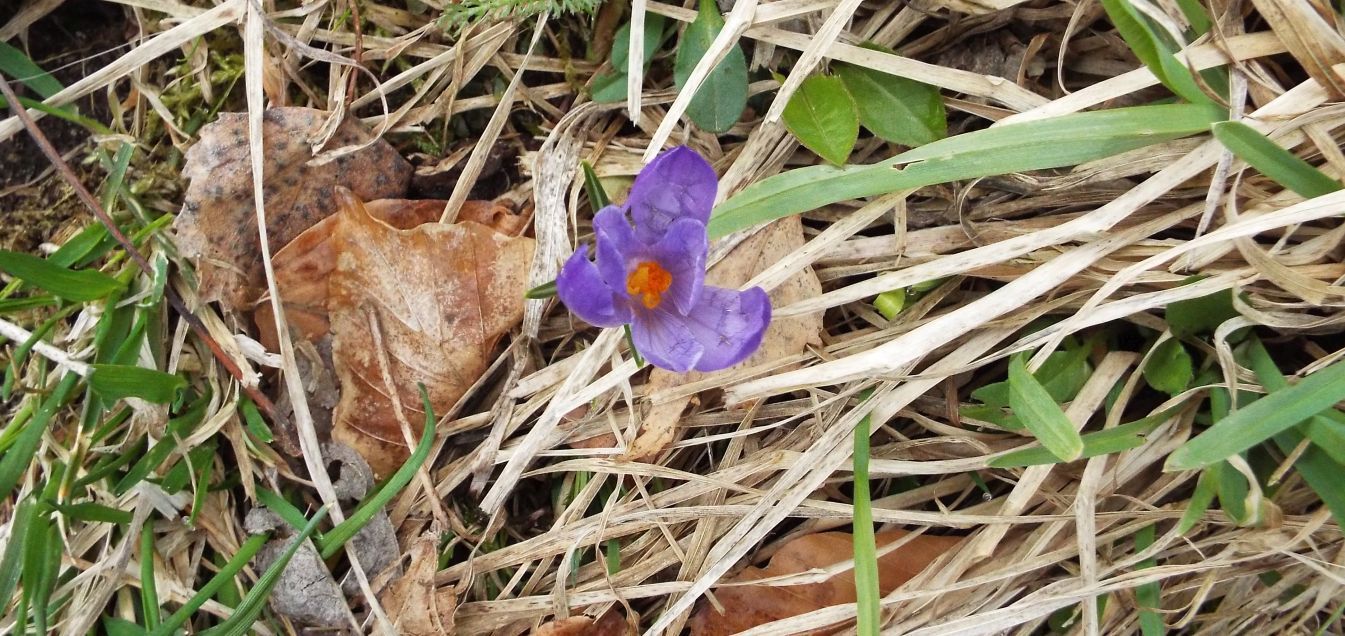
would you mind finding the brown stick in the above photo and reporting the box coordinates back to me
[0,73,283,421]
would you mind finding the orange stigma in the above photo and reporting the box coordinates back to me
[626,261,673,309]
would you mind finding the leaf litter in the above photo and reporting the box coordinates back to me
[7,1,1345,634]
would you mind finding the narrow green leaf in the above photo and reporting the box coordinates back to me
[782,74,859,166]
[51,501,132,524]
[1100,0,1213,105]
[874,289,906,320]
[1301,415,1345,466]
[1177,465,1218,534]
[141,525,161,629]
[709,103,1225,237]
[1134,524,1166,635]
[1009,355,1084,461]
[1167,352,1345,470]
[852,401,880,636]
[673,0,749,133]
[0,497,37,612]
[149,533,271,636]
[197,507,329,636]
[321,385,438,558]
[0,250,124,302]
[0,42,64,98]
[1212,121,1342,198]
[989,412,1165,468]
[1143,339,1194,395]
[104,617,147,636]
[0,373,79,499]
[835,48,945,146]
[582,160,611,211]
[88,364,186,404]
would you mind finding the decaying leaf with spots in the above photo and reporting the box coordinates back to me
[174,107,411,310]
[379,533,457,636]
[329,190,533,476]
[623,215,823,461]
[255,198,526,350]
[689,530,961,635]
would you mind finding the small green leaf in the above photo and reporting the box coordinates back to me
[1177,465,1218,534]
[989,411,1167,468]
[1100,0,1214,105]
[525,280,558,299]
[1212,121,1342,198]
[1166,283,1239,338]
[1167,354,1345,470]
[1143,339,1193,395]
[0,250,124,302]
[782,74,859,166]
[673,0,749,133]
[590,14,666,103]
[874,289,906,320]
[88,364,186,404]
[1009,355,1084,461]
[835,48,945,146]
[582,160,611,211]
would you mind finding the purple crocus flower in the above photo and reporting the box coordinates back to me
[556,147,771,373]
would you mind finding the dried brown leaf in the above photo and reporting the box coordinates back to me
[533,609,628,636]
[175,107,411,310]
[625,216,823,461]
[256,198,523,350]
[379,534,457,636]
[689,530,961,635]
[329,191,534,475]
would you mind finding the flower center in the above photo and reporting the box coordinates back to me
[626,261,672,309]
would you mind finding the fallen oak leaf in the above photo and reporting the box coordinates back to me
[379,533,457,636]
[175,107,412,310]
[689,530,961,635]
[622,215,823,460]
[329,190,534,476]
[256,198,525,350]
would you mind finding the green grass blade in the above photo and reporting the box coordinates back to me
[0,250,124,302]
[1211,121,1342,198]
[1133,524,1166,635]
[88,364,186,404]
[988,413,1165,468]
[708,103,1225,237]
[852,404,879,636]
[0,373,79,499]
[582,160,611,211]
[1167,349,1345,470]
[1099,0,1213,105]
[196,507,329,636]
[0,42,64,98]
[1177,465,1218,534]
[149,533,271,636]
[141,525,161,629]
[1009,355,1084,461]
[321,385,437,558]
[0,496,38,611]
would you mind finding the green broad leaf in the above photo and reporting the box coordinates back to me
[835,49,945,146]
[1166,282,1240,338]
[1211,121,1342,198]
[1100,0,1214,106]
[590,14,666,103]
[708,102,1226,237]
[782,74,859,166]
[0,42,64,99]
[88,364,186,404]
[1008,355,1084,462]
[1143,338,1194,395]
[0,250,124,302]
[673,0,749,133]
[1167,351,1345,470]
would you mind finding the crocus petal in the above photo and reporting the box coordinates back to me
[681,286,772,372]
[627,146,718,244]
[592,205,637,289]
[631,307,705,373]
[557,245,631,328]
[650,218,708,315]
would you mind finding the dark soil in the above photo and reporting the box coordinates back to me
[1,0,127,253]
